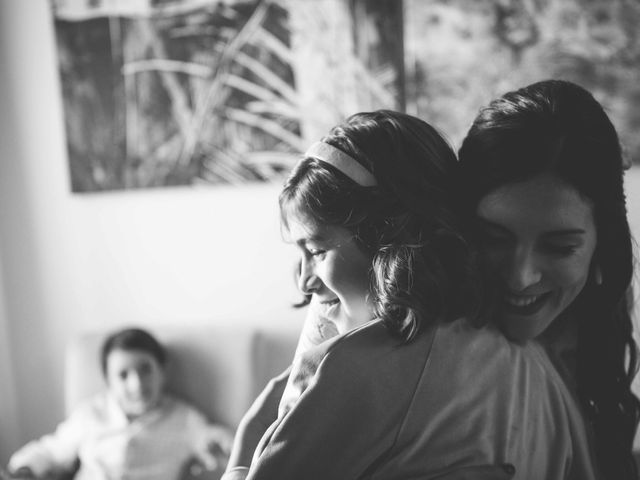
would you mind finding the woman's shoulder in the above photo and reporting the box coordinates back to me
[322,320,427,364]
[318,317,493,370]
[314,319,438,390]
[430,318,508,356]
[307,316,571,397]
[406,318,586,427]
[433,318,543,362]
[429,318,577,399]
[325,317,502,364]
[320,317,558,374]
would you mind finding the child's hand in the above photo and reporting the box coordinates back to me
[181,457,222,480]
[244,366,291,432]
[1,466,37,479]
[226,366,291,471]
[194,425,234,471]
[3,466,67,480]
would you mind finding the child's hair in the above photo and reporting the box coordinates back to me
[280,110,484,342]
[458,79,640,480]
[100,327,167,376]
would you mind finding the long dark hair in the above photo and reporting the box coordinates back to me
[280,110,483,341]
[458,80,640,479]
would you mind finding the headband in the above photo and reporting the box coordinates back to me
[304,141,377,187]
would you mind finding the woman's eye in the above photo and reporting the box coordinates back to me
[308,248,326,258]
[479,232,510,248]
[541,244,578,256]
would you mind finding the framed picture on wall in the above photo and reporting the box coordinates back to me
[51,0,640,193]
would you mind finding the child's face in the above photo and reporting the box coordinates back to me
[288,215,373,333]
[106,348,165,419]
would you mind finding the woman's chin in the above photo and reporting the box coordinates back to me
[500,316,550,343]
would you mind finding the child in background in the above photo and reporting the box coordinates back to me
[7,327,232,480]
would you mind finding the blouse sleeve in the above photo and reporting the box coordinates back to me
[181,402,234,471]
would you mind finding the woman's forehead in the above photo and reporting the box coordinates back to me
[285,214,352,245]
[477,173,595,233]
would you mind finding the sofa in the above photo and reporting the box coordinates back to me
[64,323,301,479]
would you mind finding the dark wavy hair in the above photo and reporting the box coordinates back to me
[458,80,640,479]
[100,327,166,377]
[280,110,483,341]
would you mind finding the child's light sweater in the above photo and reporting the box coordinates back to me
[9,393,215,480]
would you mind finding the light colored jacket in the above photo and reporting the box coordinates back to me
[243,318,598,480]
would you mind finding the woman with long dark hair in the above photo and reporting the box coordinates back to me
[458,79,640,479]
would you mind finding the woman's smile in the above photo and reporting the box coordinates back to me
[476,173,597,341]
[502,291,551,315]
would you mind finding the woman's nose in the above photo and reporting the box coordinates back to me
[298,259,321,294]
[501,250,542,292]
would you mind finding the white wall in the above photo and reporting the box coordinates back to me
[0,250,20,467]
[626,169,640,239]
[0,0,302,465]
[625,169,640,331]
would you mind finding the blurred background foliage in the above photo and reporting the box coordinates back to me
[51,0,640,192]
[405,0,640,159]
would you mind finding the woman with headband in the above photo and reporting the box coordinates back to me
[223,110,598,480]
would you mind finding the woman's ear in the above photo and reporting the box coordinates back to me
[592,262,603,286]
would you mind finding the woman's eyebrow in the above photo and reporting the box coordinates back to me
[295,234,327,246]
[475,218,510,233]
[542,229,586,238]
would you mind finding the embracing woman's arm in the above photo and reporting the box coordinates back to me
[225,367,290,473]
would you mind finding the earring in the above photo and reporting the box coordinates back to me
[593,265,603,286]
